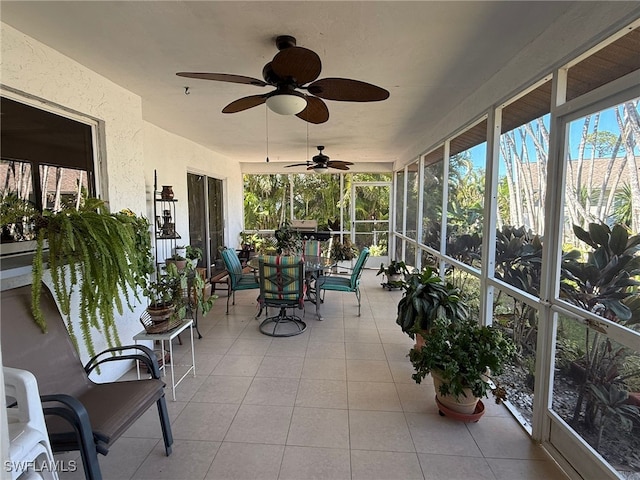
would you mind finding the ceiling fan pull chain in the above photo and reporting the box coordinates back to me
[265,106,269,163]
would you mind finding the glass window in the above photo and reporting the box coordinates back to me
[422,147,444,250]
[405,162,419,241]
[446,122,487,269]
[395,171,405,234]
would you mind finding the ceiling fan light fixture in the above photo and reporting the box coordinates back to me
[313,165,329,174]
[266,92,307,115]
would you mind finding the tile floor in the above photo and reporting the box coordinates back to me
[57,269,569,480]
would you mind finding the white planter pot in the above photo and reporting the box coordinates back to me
[431,370,479,415]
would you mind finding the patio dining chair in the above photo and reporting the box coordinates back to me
[257,255,307,337]
[317,247,370,316]
[221,247,260,314]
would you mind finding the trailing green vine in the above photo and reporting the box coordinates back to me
[26,197,154,359]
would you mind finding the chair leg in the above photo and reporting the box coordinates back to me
[356,288,361,316]
[226,293,231,314]
[156,395,173,456]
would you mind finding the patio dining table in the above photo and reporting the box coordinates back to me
[247,255,336,320]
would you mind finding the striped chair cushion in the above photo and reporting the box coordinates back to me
[260,255,304,307]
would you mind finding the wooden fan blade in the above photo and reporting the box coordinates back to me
[329,163,350,171]
[285,163,311,168]
[307,78,389,102]
[296,96,329,124]
[222,94,268,113]
[327,160,354,167]
[176,72,267,86]
[271,47,322,85]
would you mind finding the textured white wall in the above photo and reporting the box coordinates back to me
[0,23,242,381]
[143,122,244,249]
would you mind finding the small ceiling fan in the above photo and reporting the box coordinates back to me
[285,146,353,172]
[176,35,389,124]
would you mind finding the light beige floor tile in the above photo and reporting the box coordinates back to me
[388,360,418,384]
[211,354,263,376]
[345,342,387,360]
[418,453,497,480]
[279,446,351,480]
[396,382,438,413]
[349,410,415,452]
[346,359,393,382]
[486,457,569,479]
[344,328,381,343]
[224,404,293,444]
[467,416,548,459]
[406,412,484,457]
[382,342,412,362]
[172,402,239,441]
[301,357,347,380]
[306,341,346,359]
[295,378,348,409]
[227,338,272,356]
[287,407,349,448]
[132,439,220,480]
[78,437,158,480]
[205,442,285,480]
[308,327,345,343]
[255,355,304,378]
[351,450,424,480]
[348,381,403,411]
[377,328,414,345]
[190,375,253,404]
[242,376,299,406]
[265,337,309,357]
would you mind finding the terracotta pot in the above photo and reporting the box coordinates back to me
[414,333,427,350]
[166,258,187,270]
[431,369,479,415]
[160,185,174,200]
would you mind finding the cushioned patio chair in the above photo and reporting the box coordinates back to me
[317,247,370,316]
[221,246,260,314]
[258,255,307,337]
[1,283,173,480]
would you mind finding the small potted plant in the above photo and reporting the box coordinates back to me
[396,267,468,346]
[185,245,203,268]
[165,253,187,270]
[329,237,359,272]
[275,220,301,255]
[376,260,408,284]
[408,316,516,418]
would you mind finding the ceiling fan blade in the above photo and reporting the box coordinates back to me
[222,94,268,113]
[327,160,354,167]
[285,163,311,168]
[306,78,389,102]
[176,72,267,87]
[296,96,329,124]
[271,47,322,85]
[329,163,350,171]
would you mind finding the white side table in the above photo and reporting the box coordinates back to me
[133,319,195,401]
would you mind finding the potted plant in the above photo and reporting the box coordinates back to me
[376,260,408,283]
[165,253,187,270]
[274,220,301,255]
[330,237,358,262]
[409,316,516,417]
[23,197,154,359]
[185,245,203,268]
[396,267,468,346]
[174,245,187,259]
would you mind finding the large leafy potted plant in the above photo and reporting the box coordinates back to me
[396,267,468,344]
[376,260,408,284]
[408,316,516,417]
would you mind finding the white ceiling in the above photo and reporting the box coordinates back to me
[1,1,585,170]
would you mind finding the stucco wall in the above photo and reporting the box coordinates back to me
[0,23,243,381]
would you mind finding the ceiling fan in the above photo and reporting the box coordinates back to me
[285,146,353,172]
[176,35,389,124]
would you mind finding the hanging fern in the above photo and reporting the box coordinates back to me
[30,197,153,359]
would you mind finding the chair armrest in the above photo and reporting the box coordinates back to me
[40,393,108,455]
[84,345,161,378]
